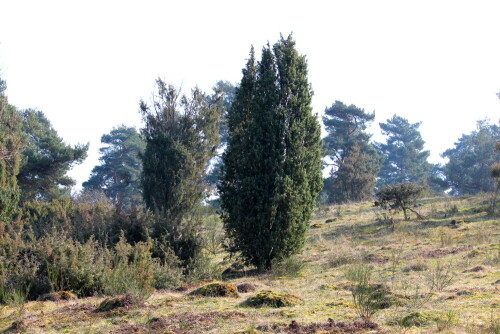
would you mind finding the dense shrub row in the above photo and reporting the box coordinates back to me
[0,220,183,303]
[0,197,226,304]
[20,199,153,245]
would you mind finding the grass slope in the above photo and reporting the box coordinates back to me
[1,195,499,333]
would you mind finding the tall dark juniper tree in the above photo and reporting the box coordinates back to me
[218,35,323,271]
[322,101,379,203]
[140,79,223,263]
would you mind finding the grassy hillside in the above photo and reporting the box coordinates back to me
[1,195,499,333]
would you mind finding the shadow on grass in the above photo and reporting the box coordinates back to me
[221,268,263,281]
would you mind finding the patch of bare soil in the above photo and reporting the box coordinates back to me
[145,311,246,333]
[257,318,379,333]
[406,245,472,259]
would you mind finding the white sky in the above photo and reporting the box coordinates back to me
[1,0,499,190]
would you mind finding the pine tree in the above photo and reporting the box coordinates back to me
[83,125,145,209]
[442,120,500,195]
[219,35,322,270]
[0,76,22,223]
[17,110,88,201]
[376,115,431,188]
[322,101,379,203]
[205,80,237,189]
[325,143,377,203]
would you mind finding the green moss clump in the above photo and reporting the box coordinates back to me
[189,282,239,298]
[243,290,303,308]
[467,249,485,258]
[37,291,78,301]
[394,311,435,328]
[94,294,141,312]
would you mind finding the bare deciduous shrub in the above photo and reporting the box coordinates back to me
[344,264,395,319]
[426,260,456,292]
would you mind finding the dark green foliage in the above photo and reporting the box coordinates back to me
[490,141,500,213]
[323,101,375,155]
[322,101,379,203]
[427,163,449,195]
[322,104,377,200]
[83,125,145,209]
[140,79,223,264]
[324,144,379,203]
[492,160,500,184]
[219,35,323,270]
[442,120,500,195]
[376,115,431,188]
[0,76,23,224]
[375,182,426,220]
[17,109,88,202]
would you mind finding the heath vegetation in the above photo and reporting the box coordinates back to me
[0,35,499,333]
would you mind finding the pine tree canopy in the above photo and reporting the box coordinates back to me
[17,109,88,202]
[323,101,375,162]
[322,101,379,203]
[83,125,145,209]
[376,115,431,188]
[442,119,500,195]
